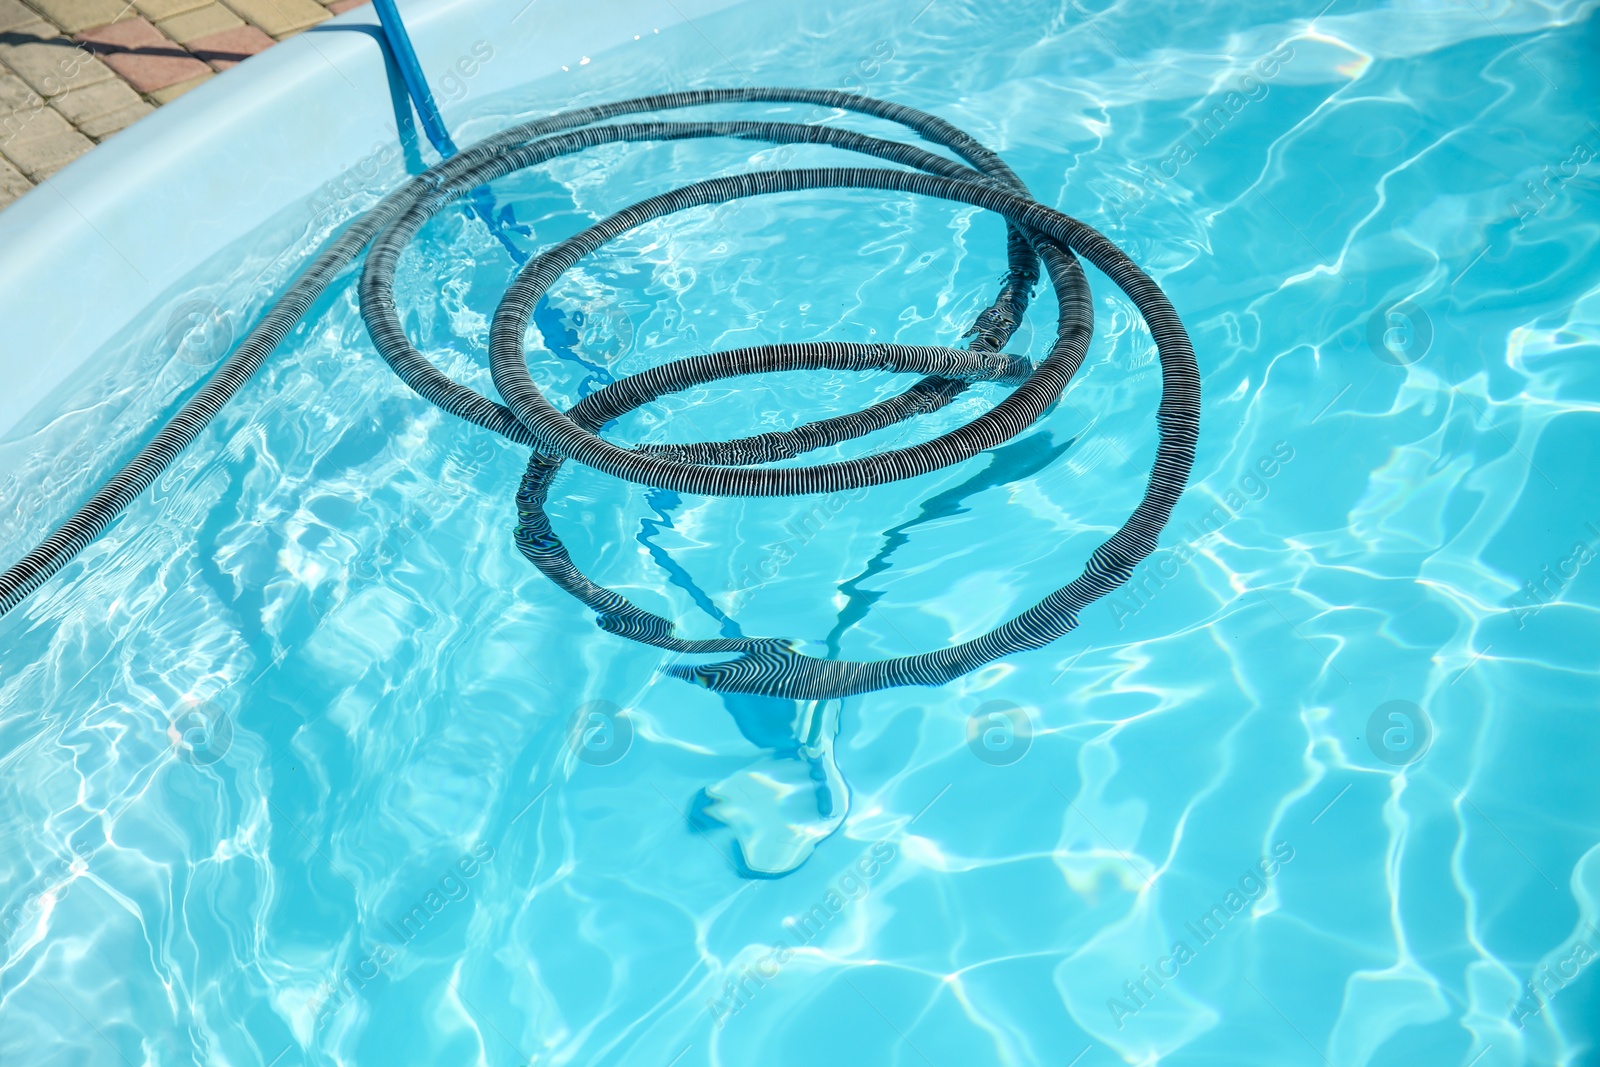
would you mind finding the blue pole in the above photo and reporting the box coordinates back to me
[366,0,527,262]
[370,0,459,158]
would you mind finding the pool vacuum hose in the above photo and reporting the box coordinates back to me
[0,89,1199,700]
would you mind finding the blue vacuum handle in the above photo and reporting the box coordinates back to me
[370,0,460,158]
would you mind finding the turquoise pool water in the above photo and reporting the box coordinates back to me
[2,0,1598,1064]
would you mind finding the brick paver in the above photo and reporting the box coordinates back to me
[219,0,325,38]
[188,23,269,70]
[0,67,39,110]
[157,2,240,44]
[0,0,42,32]
[0,102,92,178]
[75,16,210,92]
[0,98,43,146]
[0,152,29,198]
[24,0,125,34]
[148,66,206,101]
[1,20,117,95]
[133,0,213,20]
[0,0,371,209]
[49,74,148,135]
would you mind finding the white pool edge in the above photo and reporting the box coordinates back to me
[0,0,744,437]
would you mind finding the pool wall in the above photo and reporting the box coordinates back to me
[0,0,742,438]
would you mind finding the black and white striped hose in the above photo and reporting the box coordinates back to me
[0,89,1200,701]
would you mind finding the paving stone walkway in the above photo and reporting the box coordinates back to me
[1,0,368,209]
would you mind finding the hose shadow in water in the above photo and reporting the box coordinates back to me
[824,428,1078,658]
[689,430,1077,877]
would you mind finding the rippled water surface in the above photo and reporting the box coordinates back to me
[3,0,1599,1064]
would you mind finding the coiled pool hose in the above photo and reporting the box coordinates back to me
[0,89,1200,700]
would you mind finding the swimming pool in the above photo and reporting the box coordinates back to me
[1,0,1597,1064]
